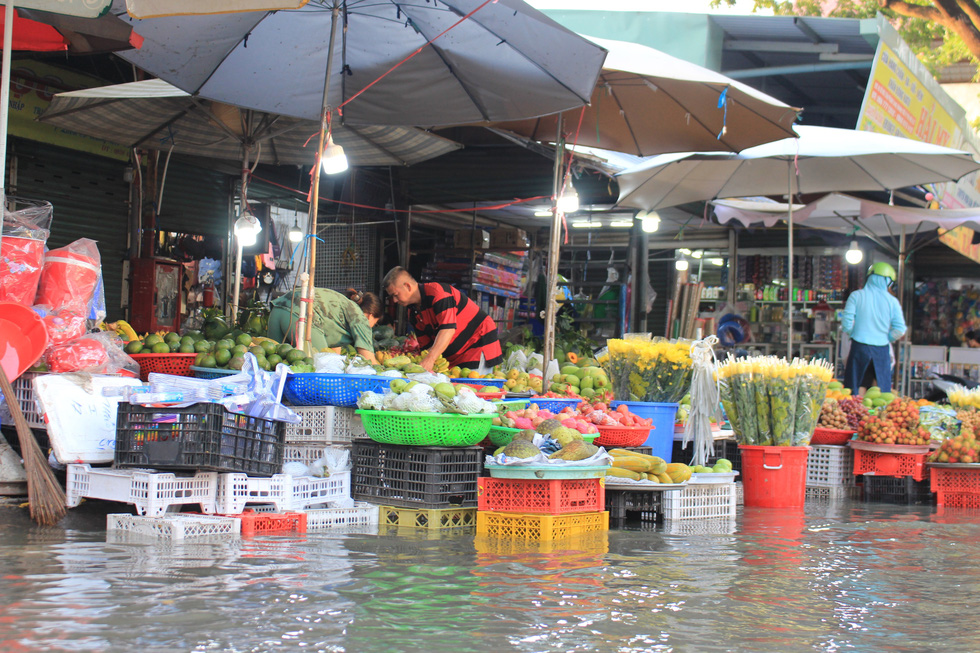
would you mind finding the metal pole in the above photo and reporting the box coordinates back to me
[787,162,794,360]
[727,228,737,306]
[0,1,14,247]
[231,145,250,321]
[543,118,564,366]
[303,0,341,354]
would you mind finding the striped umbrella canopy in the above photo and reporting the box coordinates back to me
[38,79,462,167]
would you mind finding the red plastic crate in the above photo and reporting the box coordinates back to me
[477,477,605,514]
[852,447,929,481]
[930,466,980,507]
[233,511,308,537]
[935,492,980,508]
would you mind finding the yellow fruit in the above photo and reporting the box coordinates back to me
[665,462,692,483]
[656,472,673,484]
[612,456,654,473]
[606,467,642,481]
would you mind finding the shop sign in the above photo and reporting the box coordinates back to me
[938,227,980,265]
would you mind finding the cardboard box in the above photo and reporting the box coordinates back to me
[489,227,528,248]
[453,228,490,249]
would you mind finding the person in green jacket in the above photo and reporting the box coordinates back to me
[267,287,383,364]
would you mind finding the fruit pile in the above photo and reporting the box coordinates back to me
[493,404,599,434]
[357,379,496,415]
[548,361,611,400]
[957,408,980,434]
[818,398,850,430]
[123,330,315,373]
[859,386,897,409]
[929,426,979,463]
[492,424,600,462]
[607,452,706,484]
[825,380,852,401]
[857,397,930,445]
[837,396,871,430]
[377,350,450,375]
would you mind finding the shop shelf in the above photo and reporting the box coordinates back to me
[115,402,284,476]
[806,445,856,487]
[303,503,379,531]
[861,474,933,505]
[378,504,477,529]
[106,513,240,541]
[662,482,737,521]
[477,476,604,514]
[476,510,609,542]
[284,405,363,444]
[351,439,482,509]
[66,463,218,517]
[215,471,351,514]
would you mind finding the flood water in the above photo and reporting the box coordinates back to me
[0,498,977,652]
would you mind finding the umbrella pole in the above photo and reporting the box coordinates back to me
[543,118,564,367]
[303,1,341,355]
[0,1,13,245]
[787,162,794,360]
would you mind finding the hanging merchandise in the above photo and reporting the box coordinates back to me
[35,238,101,315]
[0,199,52,306]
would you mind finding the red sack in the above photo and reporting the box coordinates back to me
[0,236,45,306]
[36,238,101,314]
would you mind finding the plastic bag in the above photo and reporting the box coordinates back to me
[36,238,102,315]
[0,199,52,306]
[45,331,139,376]
[33,305,87,346]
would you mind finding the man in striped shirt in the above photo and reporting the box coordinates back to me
[383,266,503,372]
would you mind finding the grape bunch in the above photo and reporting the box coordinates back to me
[838,397,870,430]
[818,399,850,429]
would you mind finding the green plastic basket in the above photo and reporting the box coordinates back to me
[356,410,493,446]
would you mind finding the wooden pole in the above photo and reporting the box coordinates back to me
[543,119,564,365]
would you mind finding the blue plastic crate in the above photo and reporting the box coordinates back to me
[190,365,241,380]
[450,377,506,388]
[283,373,394,407]
[528,397,582,413]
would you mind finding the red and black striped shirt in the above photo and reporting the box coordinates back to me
[412,282,503,369]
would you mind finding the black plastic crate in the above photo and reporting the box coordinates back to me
[351,439,482,508]
[862,474,934,505]
[115,402,284,476]
[620,446,654,456]
[672,438,729,466]
[605,487,663,523]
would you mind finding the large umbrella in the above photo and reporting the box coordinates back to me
[493,35,800,157]
[616,126,980,357]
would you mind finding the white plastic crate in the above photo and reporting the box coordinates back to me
[304,502,379,531]
[805,485,861,501]
[284,406,364,444]
[107,513,240,541]
[215,471,351,514]
[66,464,218,517]
[662,518,737,536]
[735,481,743,506]
[662,482,737,521]
[283,443,354,467]
[806,445,856,487]
[10,372,45,429]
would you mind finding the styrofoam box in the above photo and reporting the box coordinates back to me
[107,513,240,541]
[284,406,365,443]
[215,471,352,514]
[304,502,379,532]
[66,464,218,517]
[806,445,856,487]
[662,482,737,521]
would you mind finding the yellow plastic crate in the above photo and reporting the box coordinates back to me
[474,531,609,556]
[378,524,476,540]
[379,505,477,529]
[476,510,609,542]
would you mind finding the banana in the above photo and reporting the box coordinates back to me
[114,319,139,343]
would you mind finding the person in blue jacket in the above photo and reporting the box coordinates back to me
[840,262,906,393]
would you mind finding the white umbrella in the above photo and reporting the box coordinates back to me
[616,126,980,357]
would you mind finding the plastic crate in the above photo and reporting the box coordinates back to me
[304,502,379,531]
[934,492,980,509]
[593,425,652,447]
[852,446,929,481]
[805,485,861,501]
[477,477,605,514]
[379,504,477,529]
[284,442,330,465]
[862,474,934,505]
[357,410,493,447]
[484,464,609,480]
[283,406,363,444]
[107,513,240,541]
[215,471,351,514]
[129,353,197,382]
[662,482,737,521]
[706,439,741,471]
[605,487,662,523]
[929,466,980,507]
[11,371,46,429]
[66,463,218,517]
[235,510,308,537]
[351,439,482,508]
[661,518,737,536]
[114,402,284,476]
[806,445,856,487]
[450,377,506,389]
[476,510,609,542]
[474,532,609,556]
[282,373,394,407]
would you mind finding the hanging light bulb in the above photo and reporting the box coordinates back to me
[320,135,349,175]
[234,213,262,247]
[557,180,579,214]
[675,256,689,271]
[288,217,304,243]
[640,210,660,233]
[845,240,863,265]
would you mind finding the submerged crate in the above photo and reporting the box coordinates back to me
[215,471,351,514]
[107,513,240,541]
[236,510,308,537]
[304,503,378,531]
[477,477,605,514]
[476,510,609,542]
[379,504,477,529]
[351,439,482,508]
[806,445,856,487]
[662,482,737,521]
[283,406,364,444]
[473,531,609,555]
[929,465,980,507]
[605,487,663,523]
[66,463,217,517]
[661,518,737,536]
[862,474,933,505]
[805,485,861,501]
[115,402,284,476]
[851,444,929,481]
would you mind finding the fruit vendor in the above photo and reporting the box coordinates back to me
[840,262,906,394]
[383,266,503,372]
[267,287,383,364]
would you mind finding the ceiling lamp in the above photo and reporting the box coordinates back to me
[288,217,304,243]
[320,136,349,175]
[557,182,579,214]
[234,213,262,247]
[845,240,863,265]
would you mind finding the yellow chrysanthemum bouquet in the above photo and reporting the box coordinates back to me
[598,338,693,403]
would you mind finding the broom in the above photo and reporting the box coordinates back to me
[0,366,66,526]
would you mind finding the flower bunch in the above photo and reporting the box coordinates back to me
[599,338,693,403]
[717,356,833,446]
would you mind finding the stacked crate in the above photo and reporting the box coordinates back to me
[850,442,934,505]
[352,439,482,531]
[476,471,608,542]
[805,445,860,501]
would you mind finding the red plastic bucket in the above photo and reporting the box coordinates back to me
[739,445,810,510]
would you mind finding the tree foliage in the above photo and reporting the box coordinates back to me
[714,1,977,74]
